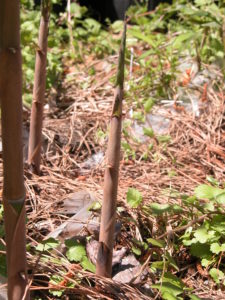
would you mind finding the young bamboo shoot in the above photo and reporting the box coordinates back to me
[96,23,126,277]
[28,0,51,174]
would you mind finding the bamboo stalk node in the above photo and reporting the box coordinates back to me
[19,271,26,280]
[97,242,112,277]
[106,163,114,168]
[8,195,25,205]
[8,47,17,54]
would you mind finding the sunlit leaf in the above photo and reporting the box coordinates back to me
[127,188,143,208]
[143,127,154,138]
[147,238,165,248]
[65,240,86,262]
[210,243,225,254]
[194,227,215,243]
[36,238,60,252]
[209,268,224,284]
[144,98,155,113]
[194,184,223,200]
[149,203,171,215]
[81,256,96,273]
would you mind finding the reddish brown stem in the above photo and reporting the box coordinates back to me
[96,23,126,277]
[28,0,50,174]
[0,1,29,299]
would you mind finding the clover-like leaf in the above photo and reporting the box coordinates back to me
[127,188,142,208]
[194,227,214,243]
[210,243,225,254]
[65,239,86,262]
[194,184,223,200]
[201,257,213,267]
[209,268,224,284]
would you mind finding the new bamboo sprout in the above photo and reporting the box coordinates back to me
[0,1,29,299]
[96,23,126,277]
[28,0,50,174]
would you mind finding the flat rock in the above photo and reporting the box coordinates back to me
[86,239,127,267]
[46,191,99,240]
[113,254,147,284]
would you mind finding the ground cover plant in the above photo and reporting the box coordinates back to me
[0,0,224,299]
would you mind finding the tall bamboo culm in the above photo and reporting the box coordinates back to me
[0,1,30,299]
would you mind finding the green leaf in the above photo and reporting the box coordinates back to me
[49,275,64,297]
[132,246,142,256]
[151,261,165,271]
[203,202,215,212]
[127,188,143,208]
[81,256,96,273]
[182,196,197,205]
[189,294,202,300]
[129,29,156,47]
[163,272,185,289]
[147,238,165,248]
[209,268,224,284]
[88,201,101,211]
[173,31,196,49]
[201,257,213,267]
[215,192,225,204]
[210,215,225,234]
[190,243,211,259]
[133,111,145,122]
[152,282,183,297]
[65,240,86,262]
[194,185,223,200]
[143,127,154,138]
[149,203,171,215]
[0,205,3,221]
[152,273,185,298]
[157,135,171,143]
[172,205,183,214]
[165,253,179,271]
[36,238,60,252]
[194,227,215,243]
[162,291,179,300]
[206,176,219,186]
[84,18,101,35]
[210,243,225,254]
[111,20,124,33]
[144,98,155,113]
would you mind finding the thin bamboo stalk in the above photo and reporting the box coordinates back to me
[96,23,126,277]
[28,0,50,174]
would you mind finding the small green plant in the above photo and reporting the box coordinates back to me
[126,182,225,299]
[65,239,95,273]
[181,184,225,284]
